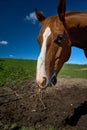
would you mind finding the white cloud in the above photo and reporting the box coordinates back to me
[25,12,37,24]
[9,55,14,58]
[0,40,8,45]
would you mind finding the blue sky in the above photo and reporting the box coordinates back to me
[0,0,87,64]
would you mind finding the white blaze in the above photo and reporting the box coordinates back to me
[36,27,51,86]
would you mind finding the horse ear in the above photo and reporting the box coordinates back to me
[35,9,46,23]
[57,0,66,22]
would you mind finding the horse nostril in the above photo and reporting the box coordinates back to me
[51,76,57,85]
[41,77,47,87]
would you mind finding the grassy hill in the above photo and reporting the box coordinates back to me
[59,63,87,78]
[0,58,87,85]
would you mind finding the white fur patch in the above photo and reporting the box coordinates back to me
[36,27,51,86]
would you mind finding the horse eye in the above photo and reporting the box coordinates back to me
[54,34,64,45]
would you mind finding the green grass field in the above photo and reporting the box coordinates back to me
[58,63,87,78]
[0,58,87,85]
[0,58,36,85]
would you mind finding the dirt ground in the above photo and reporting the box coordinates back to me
[0,78,87,130]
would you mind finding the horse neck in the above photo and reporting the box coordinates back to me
[66,12,87,50]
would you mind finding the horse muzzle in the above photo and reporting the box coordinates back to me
[36,72,57,89]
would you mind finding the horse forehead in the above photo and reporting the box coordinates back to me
[43,27,51,38]
[42,24,64,37]
[38,19,64,44]
[38,26,52,46]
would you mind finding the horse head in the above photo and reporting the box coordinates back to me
[35,0,71,89]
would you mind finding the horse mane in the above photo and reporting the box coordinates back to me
[65,11,87,17]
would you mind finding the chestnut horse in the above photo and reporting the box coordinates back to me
[35,0,87,89]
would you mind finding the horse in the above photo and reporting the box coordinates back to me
[35,0,87,89]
